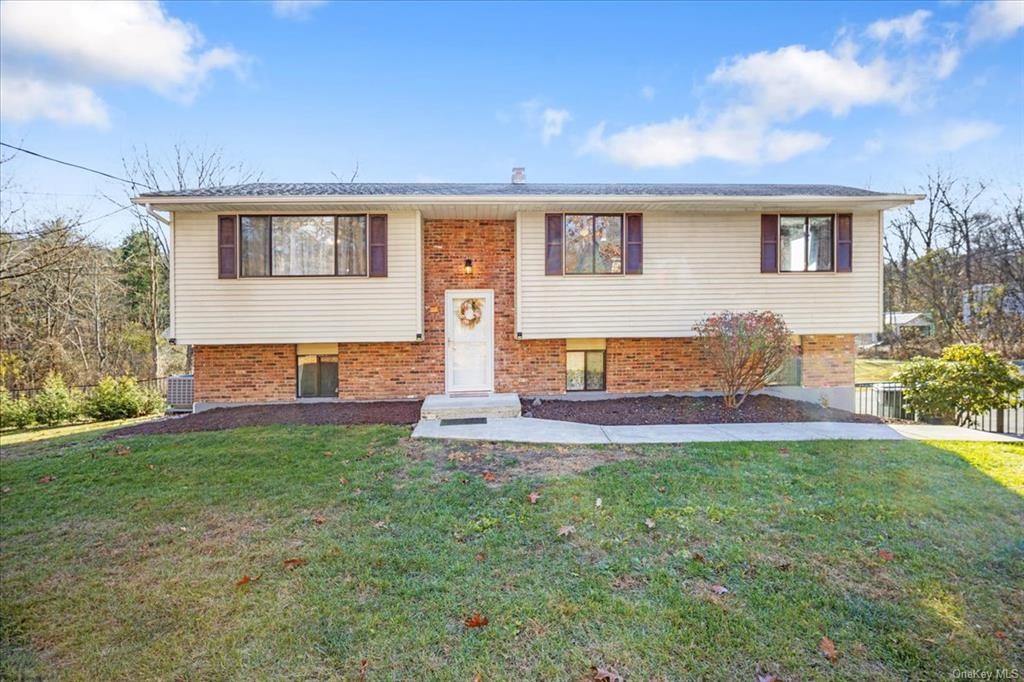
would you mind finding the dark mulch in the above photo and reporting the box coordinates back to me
[522,394,882,426]
[106,400,423,438]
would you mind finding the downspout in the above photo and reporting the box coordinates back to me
[145,203,171,225]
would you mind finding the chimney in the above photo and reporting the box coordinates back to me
[511,167,526,184]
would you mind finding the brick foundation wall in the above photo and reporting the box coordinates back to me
[193,344,296,403]
[605,338,718,393]
[800,334,856,388]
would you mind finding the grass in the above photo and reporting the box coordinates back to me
[0,416,157,447]
[855,359,907,383]
[1,426,1021,680]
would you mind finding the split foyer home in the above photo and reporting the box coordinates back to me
[133,172,920,412]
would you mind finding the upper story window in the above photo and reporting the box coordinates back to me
[239,215,368,277]
[780,215,834,272]
[564,214,623,274]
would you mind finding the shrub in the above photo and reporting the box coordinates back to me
[895,343,1024,425]
[30,373,81,426]
[0,387,34,429]
[84,376,165,421]
[693,310,794,408]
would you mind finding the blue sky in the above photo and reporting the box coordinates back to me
[1,0,1022,243]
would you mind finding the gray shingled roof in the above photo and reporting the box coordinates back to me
[139,182,892,199]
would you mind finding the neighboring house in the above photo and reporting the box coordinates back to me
[962,283,1024,323]
[857,311,933,347]
[133,173,920,412]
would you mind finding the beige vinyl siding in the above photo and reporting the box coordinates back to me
[172,210,421,344]
[517,210,882,338]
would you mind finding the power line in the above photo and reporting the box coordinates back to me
[0,141,155,190]
[78,205,134,227]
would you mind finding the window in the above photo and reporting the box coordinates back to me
[297,354,338,397]
[566,350,606,391]
[238,215,369,277]
[564,214,622,274]
[780,216,834,272]
[767,336,802,386]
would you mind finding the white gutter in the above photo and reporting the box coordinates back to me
[144,203,172,225]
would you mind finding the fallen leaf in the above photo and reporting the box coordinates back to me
[644,518,656,529]
[482,471,496,482]
[372,520,387,529]
[878,549,895,561]
[691,552,706,564]
[756,674,779,682]
[283,558,306,569]
[236,574,261,587]
[820,635,839,662]
[994,630,1007,640]
[472,675,482,682]
[323,450,333,456]
[778,447,790,455]
[330,546,342,556]
[37,475,56,484]
[475,553,486,561]
[1,487,10,495]
[110,444,130,456]
[710,584,729,595]
[313,514,326,525]
[339,477,348,485]
[557,525,576,537]
[593,666,624,682]
[358,658,368,682]
[595,498,602,508]
[777,561,792,571]
[464,612,489,628]
[527,491,540,504]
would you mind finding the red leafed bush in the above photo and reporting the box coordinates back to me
[693,311,794,409]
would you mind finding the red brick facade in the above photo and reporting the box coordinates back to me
[191,220,857,403]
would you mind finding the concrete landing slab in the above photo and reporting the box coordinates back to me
[413,417,608,444]
[420,393,521,420]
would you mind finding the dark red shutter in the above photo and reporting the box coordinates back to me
[218,215,237,279]
[760,214,779,273]
[625,213,643,274]
[369,214,388,277]
[545,213,563,275]
[836,213,853,272]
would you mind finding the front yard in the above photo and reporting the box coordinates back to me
[1,425,1021,680]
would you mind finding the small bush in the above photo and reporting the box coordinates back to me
[694,310,794,409]
[30,373,82,426]
[0,387,34,429]
[84,376,165,421]
[895,343,1024,425]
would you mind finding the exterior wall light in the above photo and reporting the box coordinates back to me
[464,259,473,275]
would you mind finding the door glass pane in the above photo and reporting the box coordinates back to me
[807,217,833,271]
[594,216,622,273]
[318,355,338,397]
[585,351,605,390]
[240,216,270,276]
[337,216,367,275]
[564,215,594,273]
[297,355,319,397]
[272,216,335,276]
[779,217,806,272]
[566,351,585,390]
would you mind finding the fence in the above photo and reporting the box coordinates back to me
[854,382,1024,436]
[9,377,169,400]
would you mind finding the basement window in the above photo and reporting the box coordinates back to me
[297,354,339,398]
[566,339,606,391]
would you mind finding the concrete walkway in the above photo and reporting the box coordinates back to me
[412,417,1021,444]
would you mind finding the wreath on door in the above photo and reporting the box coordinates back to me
[457,298,483,328]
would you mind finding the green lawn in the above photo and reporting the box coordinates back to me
[855,359,907,383]
[1,426,1021,680]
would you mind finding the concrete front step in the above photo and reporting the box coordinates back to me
[420,392,521,420]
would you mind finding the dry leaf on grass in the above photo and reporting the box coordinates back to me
[283,558,307,569]
[475,553,486,561]
[37,475,56,484]
[527,491,540,504]
[644,518,656,529]
[755,674,779,682]
[593,666,624,682]
[110,444,130,456]
[235,574,261,587]
[878,549,895,561]
[372,520,387,529]
[322,451,333,457]
[994,630,1007,640]
[710,584,729,595]
[482,471,497,482]
[595,497,602,508]
[820,635,839,662]
[464,612,489,628]
[313,514,326,525]
[691,552,706,563]
[557,525,576,537]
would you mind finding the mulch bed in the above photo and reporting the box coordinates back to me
[522,394,882,426]
[106,400,423,438]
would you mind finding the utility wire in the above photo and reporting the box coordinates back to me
[0,141,156,190]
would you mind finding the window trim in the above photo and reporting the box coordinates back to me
[295,353,339,398]
[566,349,607,391]
[237,214,370,278]
[777,214,836,273]
[562,213,625,276]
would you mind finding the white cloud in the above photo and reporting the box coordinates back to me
[640,85,656,100]
[934,46,961,78]
[866,9,932,43]
[0,76,109,128]
[967,0,1024,44]
[541,108,571,144]
[270,0,328,20]
[0,0,243,127]
[934,120,1002,151]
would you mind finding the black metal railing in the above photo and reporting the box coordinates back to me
[854,382,1024,436]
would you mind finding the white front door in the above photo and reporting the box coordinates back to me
[445,289,494,394]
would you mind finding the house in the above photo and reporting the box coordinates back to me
[133,173,920,413]
[963,283,1024,323]
[857,311,933,347]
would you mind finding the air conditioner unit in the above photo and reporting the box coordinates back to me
[167,374,194,412]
